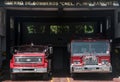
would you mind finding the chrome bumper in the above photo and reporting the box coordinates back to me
[11,68,48,73]
[70,65,112,73]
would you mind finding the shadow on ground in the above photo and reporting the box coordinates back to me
[72,73,114,81]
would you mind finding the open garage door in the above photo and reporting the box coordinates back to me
[13,17,109,73]
[6,10,114,74]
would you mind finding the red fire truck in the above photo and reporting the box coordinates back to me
[10,44,53,80]
[69,39,112,75]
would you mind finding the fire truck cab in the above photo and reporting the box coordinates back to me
[10,44,53,80]
[68,39,112,75]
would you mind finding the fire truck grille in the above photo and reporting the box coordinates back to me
[15,64,39,67]
[84,56,98,65]
[15,57,42,63]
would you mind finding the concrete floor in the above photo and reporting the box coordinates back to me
[1,68,120,82]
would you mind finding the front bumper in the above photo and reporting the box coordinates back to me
[70,65,112,73]
[11,68,48,73]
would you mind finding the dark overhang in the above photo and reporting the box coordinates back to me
[0,0,120,10]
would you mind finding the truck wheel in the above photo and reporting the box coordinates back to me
[49,72,52,80]
[10,74,16,80]
[43,73,49,80]
[71,73,76,78]
[71,73,74,77]
[49,72,52,76]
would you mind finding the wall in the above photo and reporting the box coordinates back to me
[115,9,120,38]
[0,8,6,69]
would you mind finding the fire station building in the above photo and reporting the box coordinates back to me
[0,0,120,73]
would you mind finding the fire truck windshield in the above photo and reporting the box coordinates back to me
[71,41,109,55]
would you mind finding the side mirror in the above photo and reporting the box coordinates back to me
[110,39,112,43]
[67,43,70,53]
[14,49,18,54]
[10,47,18,54]
[49,46,53,55]
[10,47,14,54]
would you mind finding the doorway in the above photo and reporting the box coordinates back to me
[6,10,114,74]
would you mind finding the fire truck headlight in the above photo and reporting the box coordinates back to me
[101,60,109,65]
[12,68,20,72]
[38,58,42,62]
[15,57,19,62]
[73,61,80,64]
[36,68,47,72]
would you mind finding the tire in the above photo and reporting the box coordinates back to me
[10,74,16,80]
[43,73,50,80]
[71,73,73,77]
[71,73,76,78]
[49,72,52,80]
